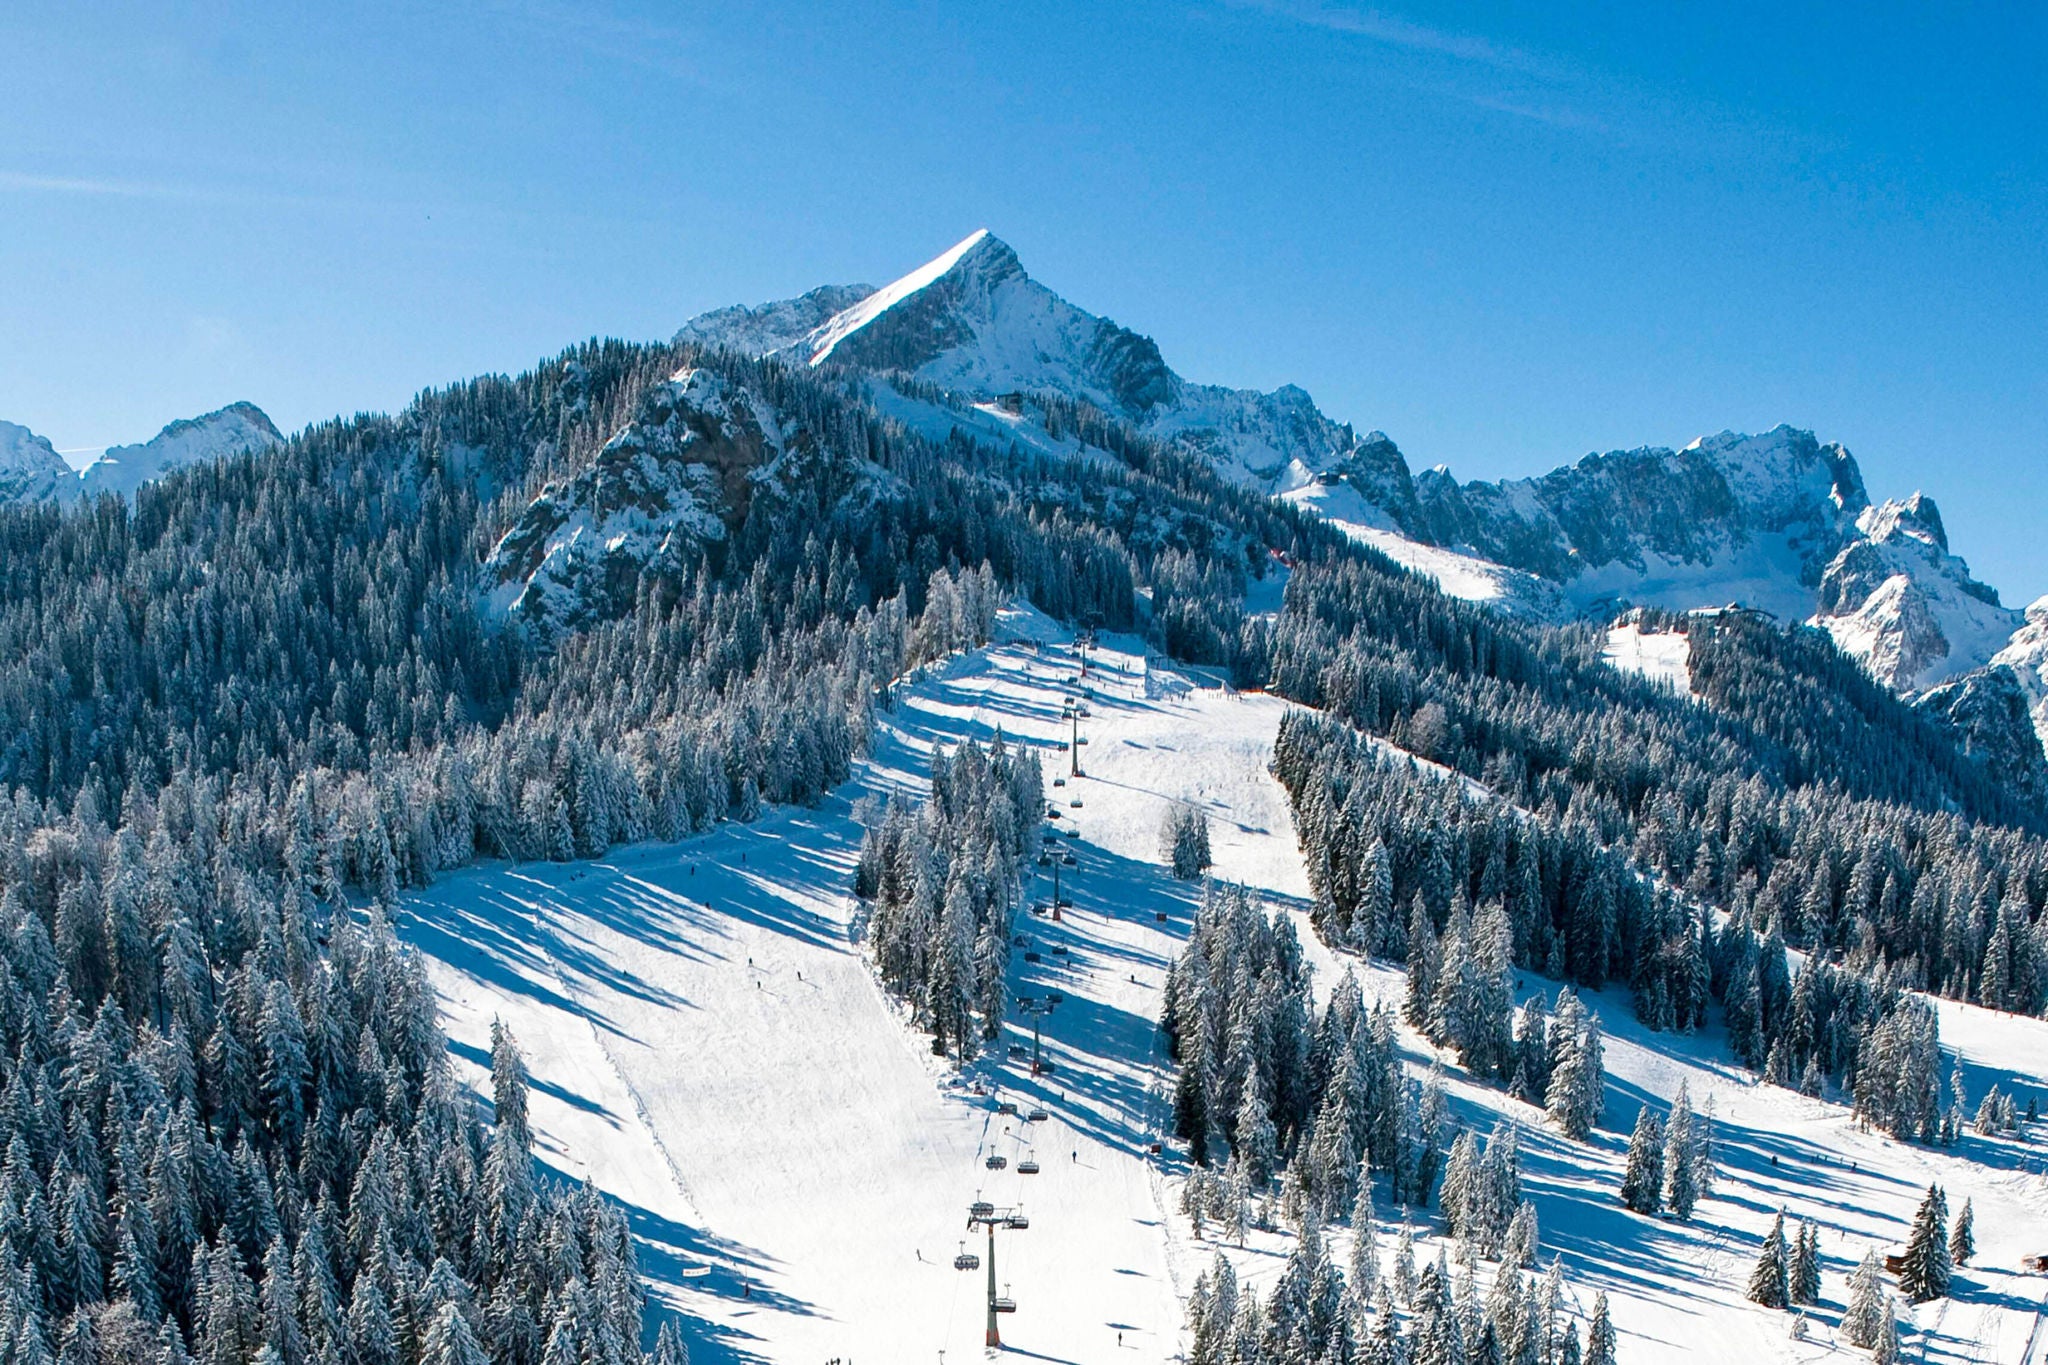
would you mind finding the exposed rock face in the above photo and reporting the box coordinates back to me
[482,366,877,634]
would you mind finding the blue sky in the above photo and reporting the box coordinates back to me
[4,2,2044,599]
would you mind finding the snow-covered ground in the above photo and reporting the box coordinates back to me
[400,609,2048,1364]
[1603,622,1696,698]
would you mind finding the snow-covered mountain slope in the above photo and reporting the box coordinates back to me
[678,230,1378,490]
[77,401,281,498]
[675,284,876,357]
[0,419,76,501]
[400,609,2048,1364]
[1283,476,1569,621]
[482,366,883,632]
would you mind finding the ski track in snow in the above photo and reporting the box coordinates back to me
[400,605,2048,1363]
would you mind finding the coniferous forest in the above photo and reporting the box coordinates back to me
[4,329,2045,1362]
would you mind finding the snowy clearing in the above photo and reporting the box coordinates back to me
[1603,622,1696,699]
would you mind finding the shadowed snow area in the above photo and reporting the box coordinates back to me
[402,605,2048,1364]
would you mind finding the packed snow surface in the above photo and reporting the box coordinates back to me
[403,609,2048,1364]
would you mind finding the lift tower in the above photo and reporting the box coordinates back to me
[965,1203,1030,1346]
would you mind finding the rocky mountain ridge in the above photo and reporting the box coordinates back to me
[0,402,281,502]
[677,231,2031,708]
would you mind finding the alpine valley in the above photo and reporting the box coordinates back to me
[2,230,2046,1365]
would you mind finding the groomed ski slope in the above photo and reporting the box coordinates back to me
[400,607,2048,1364]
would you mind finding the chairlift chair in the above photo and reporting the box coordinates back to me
[1069,798,1083,808]
[969,1200,995,1221]
[954,1243,981,1271]
[985,1154,1007,1170]
[1018,1158,1040,1175]
[1062,853,1077,866]
[1027,1107,1050,1122]
[1037,854,1051,867]
[997,1101,1019,1116]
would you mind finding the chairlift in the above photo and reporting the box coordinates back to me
[1052,777,1065,787]
[1008,1043,1029,1059]
[1046,991,1064,1005]
[1045,807,1060,819]
[1069,798,1083,808]
[1018,1158,1040,1175]
[1051,943,1069,956]
[1155,910,1168,922]
[1062,853,1077,867]
[985,1154,1008,1170]
[994,1296,1017,1314]
[1036,854,1051,867]
[1024,951,1041,964]
[1027,1107,1050,1122]
[1006,1215,1030,1230]
[997,1101,1019,1116]
[954,1243,981,1272]
[969,1200,995,1220]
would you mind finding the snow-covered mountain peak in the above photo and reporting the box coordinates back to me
[0,420,75,502]
[78,401,282,499]
[801,228,1017,367]
[675,230,1367,487]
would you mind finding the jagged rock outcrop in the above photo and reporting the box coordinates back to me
[482,365,878,633]
[1918,663,2048,805]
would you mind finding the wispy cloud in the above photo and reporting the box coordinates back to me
[1224,0,1609,132]
[0,170,194,199]
[479,0,703,83]
[1231,0,1557,77]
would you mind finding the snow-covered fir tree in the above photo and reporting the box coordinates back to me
[1545,991,1605,1141]
[1619,1104,1665,1215]
[1747,1212,1791,1309]
[1161,804,1214,881]
[1897,1183,1952,1303]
